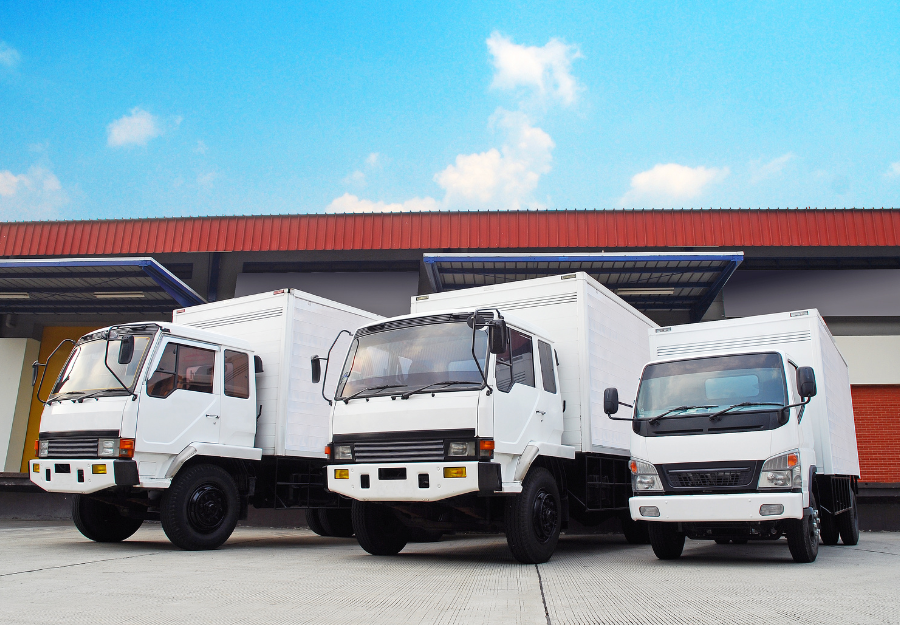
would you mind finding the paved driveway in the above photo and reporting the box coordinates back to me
[1,522,897,624]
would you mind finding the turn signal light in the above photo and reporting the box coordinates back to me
[478,440,494,450]
[118,439,135,458]
[92,464,107,475]
[34,440,39,453]
[324,445,331,457]
[334,469,349,479]
[32,463,39,473]
[443,467,466,478]
[629,460,638,473]
[787,453,799,468]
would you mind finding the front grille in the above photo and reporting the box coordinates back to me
[46,438,99,459]
[666,467,753,489]
[353,440,445,463]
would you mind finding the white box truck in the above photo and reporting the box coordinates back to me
[29,289,380,550]
[323,273,657,563]
[603,309,860,563]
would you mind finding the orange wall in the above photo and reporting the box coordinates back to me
[20,326,100,472]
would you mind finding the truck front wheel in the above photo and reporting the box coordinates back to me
[351,501,408,555]
[785,493,819,563]
[72,495,143,543]
[161,464,240,551]
[505,467,561,564]
[648,522,685,560]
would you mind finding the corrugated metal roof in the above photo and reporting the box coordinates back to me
[0,209,898,256]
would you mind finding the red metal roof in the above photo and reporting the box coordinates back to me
[1,209,899,256]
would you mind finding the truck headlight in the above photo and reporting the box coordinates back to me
[629,458,663,492]
[334,445,353,461]
[98,439,117,457]
[758,450,801,490]
[38,440,49,458]
[448,441,475,457]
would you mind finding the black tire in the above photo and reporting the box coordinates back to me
[786,492,819,563]
[161,464,240,551]
[714,538,730,545]
[648,522,685,560]
[319,508,354,538]
[819,510,840,545]
[305,508,331,537]
[621,516,651,545]
[72,495,143,543]
[351,501,408,556]
[837,490,860,546]
[408,527,443,543]
[505,467,562,564]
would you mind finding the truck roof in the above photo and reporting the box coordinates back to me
[354,308,554,343]
[111,321,255,352]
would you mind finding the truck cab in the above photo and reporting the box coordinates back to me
[30,322,262,549]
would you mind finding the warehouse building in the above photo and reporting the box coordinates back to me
[0,208,898,523]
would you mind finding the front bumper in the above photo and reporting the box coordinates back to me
[327,461,500,502]
[631,492,803,522]
[29,459,139,494]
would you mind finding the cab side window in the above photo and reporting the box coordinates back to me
[147,343,216,398]
[224,350,250,399]
[538,340,557,394]
[495,329,535,393]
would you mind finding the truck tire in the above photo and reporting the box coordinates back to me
[786,493,819,563]
[305,509,331,537]
[72,495,143,543]
[647,522,685,560]
[837,490,860,546]
[621,515,650,545]
[819,510,840,545]
[505,467,561,564]
[319,508,354,538]
[351,501,408,556]
[161,464,240,551]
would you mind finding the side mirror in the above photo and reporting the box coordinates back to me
[254,355,264,373]
[31,361,39,387]
[604,387,619,415]
[488,320,508,354]
[117,335,135,365]
[311,356,322,384]
[797,366,817,398]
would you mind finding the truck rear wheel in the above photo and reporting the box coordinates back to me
[319,508,354,538]
[72,495,143,543]
[621,515,650,544]
[819,510,840,545]
[837,490,860,546]
[305,509,331,537]
[505,467,561,564]
[351,501,408,555]
[161,464,240,551]
[648,522,685,560]
[786,493,819,563]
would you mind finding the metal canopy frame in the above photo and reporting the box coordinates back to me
[423,252,744,322]
[0,257,206,315]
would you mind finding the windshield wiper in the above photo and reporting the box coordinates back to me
[708,402,784,422]
[649,405,717,424]
[49,389,125,404]
[400,380,481,400]
[341,384,406,404]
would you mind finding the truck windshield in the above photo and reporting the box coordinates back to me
[635,353,787,420]
[52,335,152,397]
[337,321,488,399]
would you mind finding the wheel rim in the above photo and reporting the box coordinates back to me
[808,510,819,546]
[187,482,228,534]
[532,488,559,543]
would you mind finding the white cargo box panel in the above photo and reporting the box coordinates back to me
[174,290,381,458]
[411,273,657,455]
[649,310,860,476]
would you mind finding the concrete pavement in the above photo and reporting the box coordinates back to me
[1,522,897,624]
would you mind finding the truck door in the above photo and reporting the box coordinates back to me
[493,328,541,450]
[136,338,221,455]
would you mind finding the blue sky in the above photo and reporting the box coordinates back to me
[1,1,899,221]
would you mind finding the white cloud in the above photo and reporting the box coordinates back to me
[326,193,440,214]
[750,152,795,183]
[0,42,20,68]
[194,140,208,155]
[0,164,69,219]
[365,152,381,167]
[342,152,387,189]
[342,170,367,188]
[487,32,582,106]
[197,171,217,189]
[620,163,729,206]
[885,162,900,179]
[107,108,161,147]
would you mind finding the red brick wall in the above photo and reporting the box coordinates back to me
[851,385,900,483]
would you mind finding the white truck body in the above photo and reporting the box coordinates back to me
[624,309,861,562]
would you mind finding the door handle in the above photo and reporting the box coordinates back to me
[535,410,546,415]
[206,414,219,420]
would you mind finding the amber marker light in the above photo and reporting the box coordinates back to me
[787,453,799,468]
[443,467,466,478]
[334,469,349,479]
[324,445,331,457]
[92,464,107,474]
[33,463,39,473]
[629,460,638,474]
[118,439,135,458]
